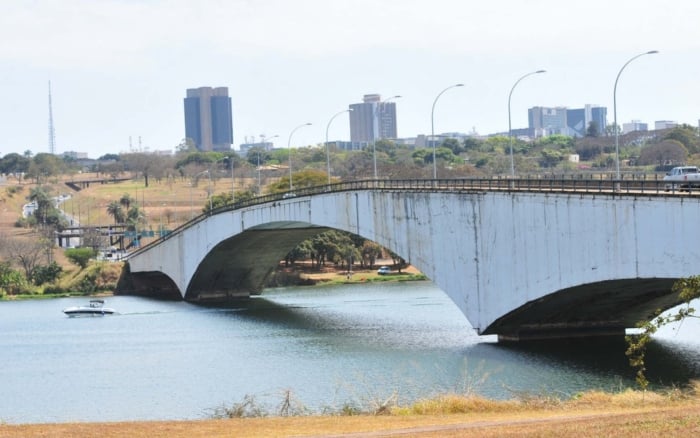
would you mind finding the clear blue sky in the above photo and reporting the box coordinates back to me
[2,0,699,158]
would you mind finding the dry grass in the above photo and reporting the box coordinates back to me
[3,399,700,437]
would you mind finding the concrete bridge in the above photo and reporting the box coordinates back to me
[121,178,700,340]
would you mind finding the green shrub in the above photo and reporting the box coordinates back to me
[65,247,97,269]
[32,262,63,285]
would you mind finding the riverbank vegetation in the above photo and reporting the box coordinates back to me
[207,382,700,419]
[3,384,700,437]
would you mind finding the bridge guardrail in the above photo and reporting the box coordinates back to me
[126,177,689,259]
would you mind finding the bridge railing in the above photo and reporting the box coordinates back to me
[126,177,686,259]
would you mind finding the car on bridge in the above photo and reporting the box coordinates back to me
[377,266,391,275]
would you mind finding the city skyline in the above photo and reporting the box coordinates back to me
[1,1,699,158]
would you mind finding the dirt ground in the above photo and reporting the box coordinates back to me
[2,403,700,437]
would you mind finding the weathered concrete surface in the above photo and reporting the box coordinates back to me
[125,190,700,339]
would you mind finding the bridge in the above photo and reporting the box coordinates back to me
[120,178,700,341]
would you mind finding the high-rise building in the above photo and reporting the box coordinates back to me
[349,94,398,144]
[529,105,607,138]
[528,106,568,137]
[184,87,233,151]
[567,105,607,137]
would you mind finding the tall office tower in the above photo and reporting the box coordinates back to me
[184,86,233,151]
[349,94,398,143]
[566,105,607,137]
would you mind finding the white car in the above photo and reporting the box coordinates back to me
[377,266,391,275]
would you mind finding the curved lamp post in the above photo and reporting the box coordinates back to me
[373,95,401,180]
[614,50,659,180]
[325,109,352,185]
[431,84,463,179]
[192,169,211,214]
[508,70,546,177]
[287,122,312,191]
[214,156,235,204]
[258,134,278,189]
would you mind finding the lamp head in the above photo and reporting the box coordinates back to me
[647,50,659,55]
[536,69,546,74]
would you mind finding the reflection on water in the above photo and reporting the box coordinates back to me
[0,281,698,424]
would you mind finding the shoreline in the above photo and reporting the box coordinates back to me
[2,390,699,437]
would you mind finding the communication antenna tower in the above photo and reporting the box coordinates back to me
[48,81,56,154]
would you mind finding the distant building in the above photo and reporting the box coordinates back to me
[567,105,607,137]
[622,120,648,133]
[528,105,607,138]
[62,151,88,160]
[655,120,678,130]
[528,106,568,137]
[349,94,398,143]
[239,141,276,156]
[183,87,233,152]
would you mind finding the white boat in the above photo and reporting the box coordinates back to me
[63,299,116,317]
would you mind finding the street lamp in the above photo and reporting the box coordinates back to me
[287,122,312,191]
[373,95,401,180]
[508,70,546,177]
[614,50,659,180]
[193,169,211,214]
[215,156,235,205]
[431,84,463,179]
[325,109,352,185]
[258,134,278,189]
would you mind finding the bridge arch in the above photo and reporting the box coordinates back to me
[124,183,700,340]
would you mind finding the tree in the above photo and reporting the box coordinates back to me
[0,152,30,176]
[462,137,483,152]
[411,147,458,165]
[106,201,125,224]
[121,152,162,187]
[575,140,605,161]
[31,262,62,285]
[626,276,700,389]
[361,241,383,268]
[268,169,328,194]
[65,247,96,269]
[203,192,232,213]
[637,140,688,167]
[440,138,464,155]
[98,153,120,161]
[28,186,53,224]
[126,206,146,230]
[176,138,197,154]
[246,147,272,167]
[660,125,700,154]
[119,193,134,211]
[539,148,564,168]
[0,261,28,295]
[25,153,64,183]
[0,233,46,279]
[586,121,600,137]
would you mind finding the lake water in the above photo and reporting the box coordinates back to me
[1,281,699,424]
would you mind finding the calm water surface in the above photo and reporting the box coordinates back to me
[1,281,699,424]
